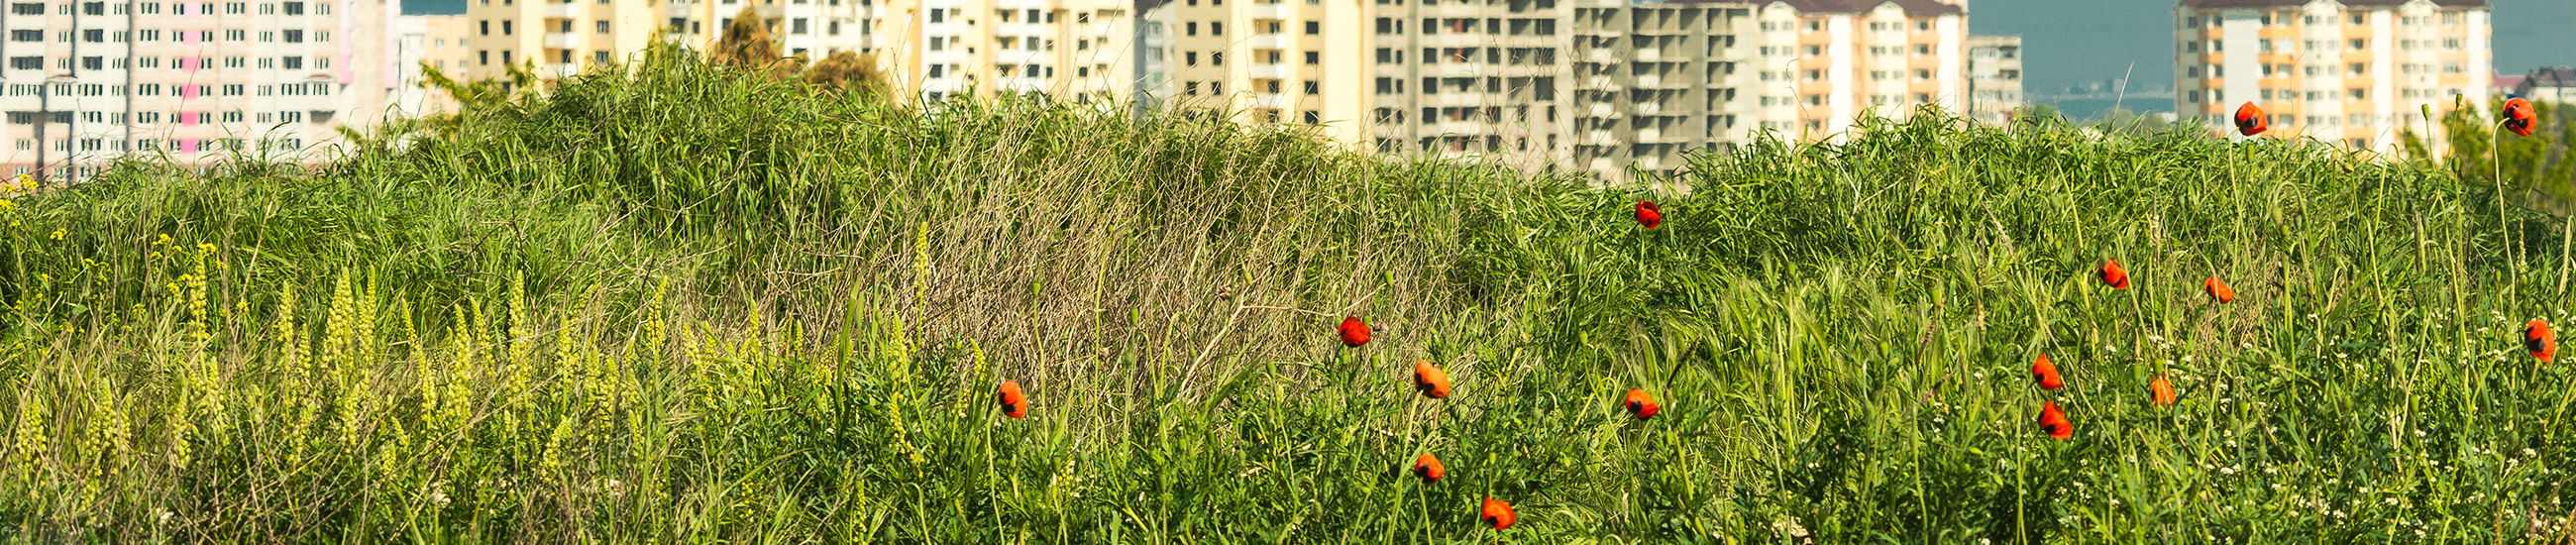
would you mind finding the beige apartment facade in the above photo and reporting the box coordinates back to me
[458,0,658,80]
[2173,0,2491,154]
[2,0,400,181]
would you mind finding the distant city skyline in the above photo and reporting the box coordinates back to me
[402,0,2576,119]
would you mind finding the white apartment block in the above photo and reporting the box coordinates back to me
[2173,0,2490,153]
[1965,33,2015,126]
[1,0,398,181]
[1744,0,1966,140]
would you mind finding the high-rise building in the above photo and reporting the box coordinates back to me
[1966,34,2017,126]
[1,0,400,181]
[1132,0,1972,183]
[870,0,1137,101]
[459,0,659,81]
[2172,0,2491,153]
[1133,0,1366,144]
[392,14,467,117]
[1567,3,1748,179]
[1745,0,1967,140]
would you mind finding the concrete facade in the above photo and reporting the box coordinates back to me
[0,0,399,181]
[2174,0,2491,153]
[1965,33,2014,126]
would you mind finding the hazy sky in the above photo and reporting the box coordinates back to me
[402,0,2575,112]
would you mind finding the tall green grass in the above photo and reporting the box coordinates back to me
[1,45,2572,542]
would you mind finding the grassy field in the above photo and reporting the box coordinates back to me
[4,47,2575,543]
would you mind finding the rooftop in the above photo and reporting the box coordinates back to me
[1759,0,1966,16]
[2178,0,2488,9]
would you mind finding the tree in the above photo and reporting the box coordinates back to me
[802,51,890,93]
[713,6,799,78]
[2435,96,2576,216]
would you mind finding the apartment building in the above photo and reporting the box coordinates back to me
[1567,3,1748,179]
[1965,34,2016,126]
[2172,0,2491,153]
[1,0,399,181]
[444,0,1135,102]
[391,13,465,117]
[459,0,658,80]
[1128,0,1968,183]
[1744,0,1965,139]
[1131,0,1366,146]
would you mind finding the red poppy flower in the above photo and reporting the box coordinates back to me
[1412,453,1445,483]
[1413,361,1452,398]
[2037,400,2073,440]
[2031,354,2065,391]
[2234,102,2268,136]
[2098,259,2129,289]
[1339,316,1371,348]
[1623,388,1660,420]
[2148,375,2177,407]
[2204,275,2235,303]
[2505,98,2538,138]
[1479,497,1516,530]
[1635,200,1663,229]
[2527,318,2555,363]
[998,381,1029,419]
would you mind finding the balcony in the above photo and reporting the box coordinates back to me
[1250,93,1292,109]
[1247,33,1290,50]
[541,2,580,18]
[1249,62,1289,79]
[1247,2,1295,20]
[545,32,580,49]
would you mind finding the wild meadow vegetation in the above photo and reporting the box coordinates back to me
[5,45,2576,543]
